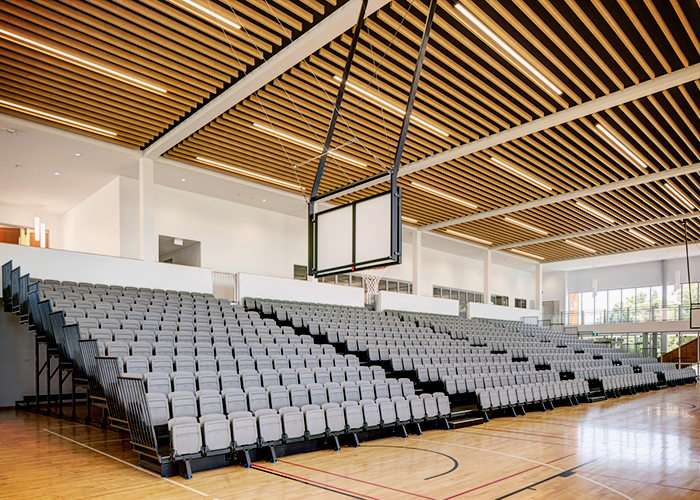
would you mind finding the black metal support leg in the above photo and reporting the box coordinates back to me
[348,432,360,447]
[266,445,277,463]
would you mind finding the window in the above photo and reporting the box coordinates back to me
[491,295,509,306]
[293,265,307,281]
[515,298,527,309]
[434,287,483,304]
[318,273,412,294]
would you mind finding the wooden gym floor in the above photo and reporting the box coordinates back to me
[2,384,699,500]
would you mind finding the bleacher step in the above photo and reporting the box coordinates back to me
[589,395,606,403]
[447,416,484,429]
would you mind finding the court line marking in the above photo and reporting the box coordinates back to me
[43,429,208,497]
[575,471,700,493]
[361,443,459,480]
[494,457,602,499]
[252,464,380,500]
[277,457,438,499]
[407,438,634,500]
[441,452,577,500]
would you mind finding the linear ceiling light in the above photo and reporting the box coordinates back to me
[663,182,697,210]
[504,216,548,235]
[445,229,492,245]
[575,201,616,225]
[410,181,477,208]
[453,4,562,96]
[253,123,366,168]
[490,157,553,191]
[0,100,117,137]
[168,0,241,30]
[595,123,647,172]
[0,28,167,94]
[628,229,655,245]
[402,216,418,224]
[509,249,544,260]
[564,239,597,253]
[333,76,449,138]
[196,157,302,190]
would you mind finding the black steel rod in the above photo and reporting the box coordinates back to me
[390,0,438,178]
[309,0,369,203]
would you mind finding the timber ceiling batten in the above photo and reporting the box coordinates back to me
[0,0,340,147]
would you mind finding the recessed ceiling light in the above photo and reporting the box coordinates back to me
[575,201,616,225]
[490,157,553,191]
[54,172,59,176]
[564,239,597,253]
[333,76,449,138]
[504,216,548,235]
[167,0,241,30]
[628,229,655,245]
[181,178,186,182]
[74,153,81,157]
[411,181,477,208]
[663,182,697,211]
[0,28,166,94]
[196,157,302,191]
[0,99,117,137]
[402,216,418,224]
[509,248,545,260]
[453,4,562,96]
[253,123,367,168]
[262,199,266,202]
[445,229,492,245]
[595,123,647,172]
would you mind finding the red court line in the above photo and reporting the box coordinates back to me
[252,464,382,500]
[441,452,579,500]
[277,459,437,500]
[575,471,700,493]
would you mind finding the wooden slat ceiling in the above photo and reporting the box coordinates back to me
[0,0,340,147]
[166,0,700,262]
[3,0,700,263]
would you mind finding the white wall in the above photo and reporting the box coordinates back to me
[238,273,365,306]
[0,242,212,292]
[421,246,484,296]
[119,176,140,259]
[377,291,459,315]
[61,177,121,257]
[154,185,307,278]
[467,302,541,321]
[491,263,536,306]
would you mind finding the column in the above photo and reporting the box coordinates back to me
[535,263,542,310]
[412,230,422,295]
[661,333,667,354]
[652,333,658,358]
[139,157,155,262]
[643,332,648,358]
[483,250,491,305]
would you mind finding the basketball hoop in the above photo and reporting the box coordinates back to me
[360,267,387,298]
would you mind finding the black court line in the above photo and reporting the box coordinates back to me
[250,465,368,500]
[362,444,459,480]
[494,457,602,499]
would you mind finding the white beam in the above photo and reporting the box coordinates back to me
[492,210,700,251]
[143,0,390,159]
[483,249,491,304]
[139,158,155,262]
[318,63,700,203]
[412,229,422,295]
[423,161,700,230]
